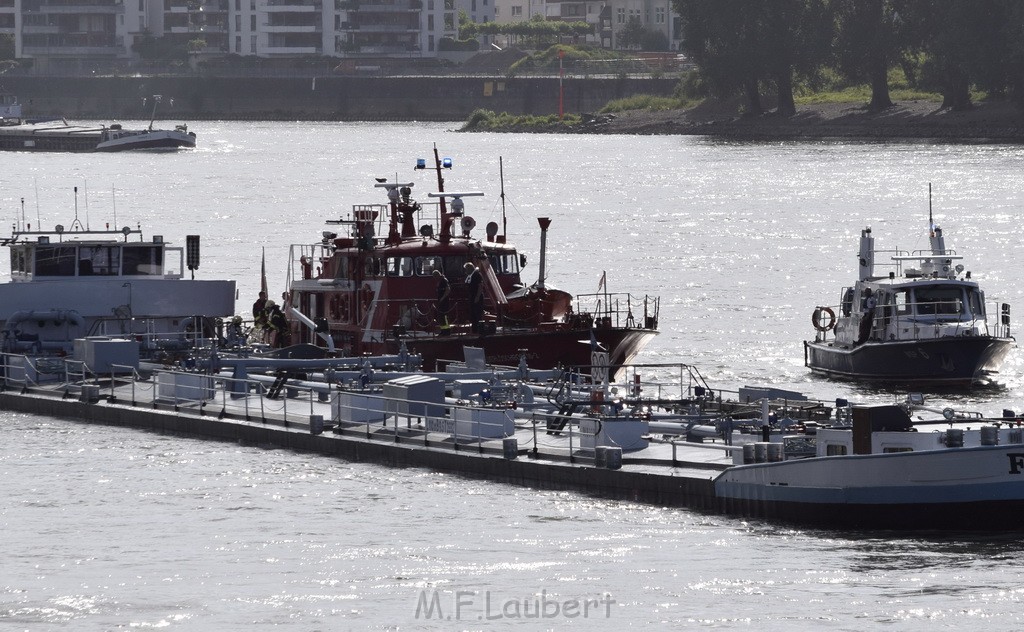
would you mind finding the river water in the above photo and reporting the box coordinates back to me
[2,123,1024,630]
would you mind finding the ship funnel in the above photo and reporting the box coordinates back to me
[858,227,874,281]
[537,217,551,289]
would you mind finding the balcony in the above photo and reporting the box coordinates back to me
[264,24,319,32]
[263,45,321,54]
[22,44,123,55]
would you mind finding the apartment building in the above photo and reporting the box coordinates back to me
[2,0,492,66]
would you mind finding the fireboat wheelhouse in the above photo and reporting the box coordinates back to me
[283,148,659,373]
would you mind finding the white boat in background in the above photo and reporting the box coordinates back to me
[0,202,235,356]
[0,94,196,152]
[0,93,21,121]
[804,189,1013,386]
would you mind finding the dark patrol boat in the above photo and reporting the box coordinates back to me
[804,199,1013,386]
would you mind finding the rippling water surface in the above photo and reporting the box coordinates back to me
[3,123,1024,629]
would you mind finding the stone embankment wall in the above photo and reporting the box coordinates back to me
[3,76,678,121]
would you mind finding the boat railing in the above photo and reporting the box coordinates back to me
[816,298,1011,341]
[574,292,660,330]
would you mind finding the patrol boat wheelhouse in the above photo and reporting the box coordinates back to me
[283,148,659,373]
[804,214,1013,386]
[1,209,235,355]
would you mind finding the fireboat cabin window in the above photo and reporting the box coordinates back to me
[416,255,441,275]
[122,246,164,275]
[914,286,965,318]
[385,256,415,277]
[78,246,120,276]
[33,246,77,276]
[488,252,519,275]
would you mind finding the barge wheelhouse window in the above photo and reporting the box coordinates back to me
[79,246,120,276]
[34,246,77,276]
[10,247,27,274]
[122,246,164,275]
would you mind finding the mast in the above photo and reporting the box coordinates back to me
[499,156,507,240]
[434,145,451,242]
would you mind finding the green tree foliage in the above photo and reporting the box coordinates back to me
[133,33,189,61]
[674,0,832,117]
[675,0,1024,114]
[832,0,907,111]
[461,18,592,49]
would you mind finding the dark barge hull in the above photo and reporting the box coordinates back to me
[7,387,1024,531]
[0,130,99,151]
[804,336,1014,386]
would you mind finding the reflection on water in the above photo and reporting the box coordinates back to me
[3,125,1024,629]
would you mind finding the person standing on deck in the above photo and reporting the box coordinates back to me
[252,291,268,342]
[857,288,877,345]
[464,262,484,333]
[433,270,451,331]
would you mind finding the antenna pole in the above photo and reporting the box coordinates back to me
[34,177,40,227]
[112,186,117,230]
[499,156,507,239]
[928,182,933,228]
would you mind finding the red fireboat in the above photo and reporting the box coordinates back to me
[283,147,659,374]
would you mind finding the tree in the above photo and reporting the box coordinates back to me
[833,0,906,111]
[905,0,1008,111]
[674,0,831,117]
[675,0,767,115]
[618,17,646,50]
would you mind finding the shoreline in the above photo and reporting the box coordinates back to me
[465,99,1024,141]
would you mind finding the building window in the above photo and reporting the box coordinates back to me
[236,0,240,9]
[655,6,665,23]
[428,34,434,51]
[250,34,256,52]
[235,35,241,51]
[511,5,521,15]
[251,15,256,29]
[427,14,433,29]
[616,7,624,23]
[138,0,143,11]
[471,0,475,9]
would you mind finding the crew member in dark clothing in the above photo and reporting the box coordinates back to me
[464,262,484,333]
[857,288,877,345]
[266,300,290,348]
[433,270,451,330]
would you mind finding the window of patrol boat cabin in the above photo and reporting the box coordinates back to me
[968,288,984,318]
[894,289,911,316]
[913,285,965,319]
